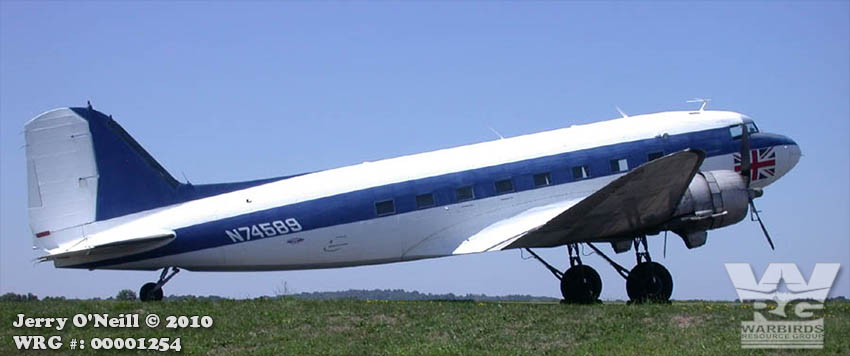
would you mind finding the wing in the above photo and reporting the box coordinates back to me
[453,198,584,254]
[453,149,705,253]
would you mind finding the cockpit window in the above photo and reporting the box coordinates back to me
[729,122,759,139]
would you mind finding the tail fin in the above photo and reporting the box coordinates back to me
[25,107,179,250]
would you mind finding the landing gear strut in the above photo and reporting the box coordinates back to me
[625,237,673,303]
[139,267,180,302]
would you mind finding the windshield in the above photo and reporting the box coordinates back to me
[729,122,759,139]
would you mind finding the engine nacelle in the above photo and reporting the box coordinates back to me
[665,170,751,248]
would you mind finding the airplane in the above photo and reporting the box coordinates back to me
[23,101,801,302]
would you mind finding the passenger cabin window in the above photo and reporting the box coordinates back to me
[533,173,552,187]
[415,193,435,209]
[572,165,590,179]
[729,122,759,139]
[494,179,514,194]
[375,200,395,216]
[648,151,664,161]
[456,186,474,202]
[610,159,628,173]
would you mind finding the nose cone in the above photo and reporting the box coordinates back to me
[770,136,801,185]
[786,140,802,171]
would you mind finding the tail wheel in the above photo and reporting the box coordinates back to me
[139,282,163,302]
[626,262,673,303]
[560,265,602,304]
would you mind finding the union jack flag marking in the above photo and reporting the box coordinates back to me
[734,147,776,181]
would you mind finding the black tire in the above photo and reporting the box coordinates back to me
[626,262,673,303]
[139,282,163,302]
[560,265,602,304]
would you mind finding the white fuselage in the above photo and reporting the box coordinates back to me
[48,110,800,270]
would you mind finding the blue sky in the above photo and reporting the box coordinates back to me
[1,2,847,300]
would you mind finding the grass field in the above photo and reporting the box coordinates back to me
[2,299,848,355]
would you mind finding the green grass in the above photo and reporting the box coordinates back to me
[2,299,848,355]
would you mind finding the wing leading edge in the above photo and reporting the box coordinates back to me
[454,149,705,253]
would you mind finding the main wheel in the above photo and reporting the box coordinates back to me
[560,265,602,304]
[626,262,673,303]
[139,282,163,302]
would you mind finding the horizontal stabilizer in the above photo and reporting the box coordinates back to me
[38,230,175,263]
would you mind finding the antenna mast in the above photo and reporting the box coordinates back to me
[686,98,711,112]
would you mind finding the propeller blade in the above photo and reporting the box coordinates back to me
[749,199,775,250]
[740,123,752,187]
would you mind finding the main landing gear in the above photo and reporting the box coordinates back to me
[525,244,601,304]
[526,236,674,304]
[139,267,180,302]
[625,237,673,303]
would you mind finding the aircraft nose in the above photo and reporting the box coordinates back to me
[786,140,802,171]
[750,134,801,188]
